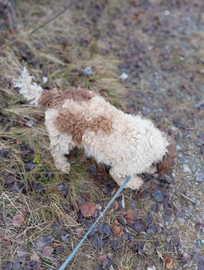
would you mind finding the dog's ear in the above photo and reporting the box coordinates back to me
[157,137,177,174]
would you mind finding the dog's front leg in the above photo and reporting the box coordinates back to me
[109,166,143,190]
[49,134,74,174]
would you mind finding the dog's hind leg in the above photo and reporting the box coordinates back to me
[45,109,75,174]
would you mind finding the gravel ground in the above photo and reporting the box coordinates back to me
[95,0,204,268]
[1,0,204,269]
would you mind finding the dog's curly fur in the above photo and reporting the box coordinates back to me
[14,68,176,190]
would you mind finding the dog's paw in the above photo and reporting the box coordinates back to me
[55,162,70,174]
[125,177,143,190]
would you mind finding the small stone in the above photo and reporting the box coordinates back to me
[176,210,185,218]
[131,79,138,84]
[93,237,102,250]
[131,219,147,233]
[147,226,157,236]
[141,107,151,116]
[60,233,69,242]
[128,234,135,240]
[89,164,97,173]
[84,66,93,76]
[176,145,181,151]
[165,243,172,251]
[162,226,169,233]
[190,164,196,173]
[129,201,137,210]
[56,246,64,254]
[122,232,129,241]
[195,173,204,183]
[196,200,201,206]
[179,157,189,164]
[185,209,191,216]
[183,164,191,173]
[110,240,118,252]
[178,218,185,225]
[118,72,128,81]
[194,141,202,146]
[98,222,111,236]
[151,189,164,202]
[58,185,64,191]
[151,204,158,212]
[0,150,8,159]
[145,212,153,225]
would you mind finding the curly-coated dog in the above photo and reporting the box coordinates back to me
[14,68,176,189]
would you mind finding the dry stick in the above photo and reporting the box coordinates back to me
[7,0,16,30]
[30,0,80,35]
[178,192,196,204]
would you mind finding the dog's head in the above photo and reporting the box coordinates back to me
[156,128,177,174]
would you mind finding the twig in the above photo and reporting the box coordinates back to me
[30,0,80,35]
[178,192,196,204]
[2,192,21,213]
[5,0,16,30]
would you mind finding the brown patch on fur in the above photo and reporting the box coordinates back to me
[38,88,94,109]
[157,138,177,174]
[54,110,112,147]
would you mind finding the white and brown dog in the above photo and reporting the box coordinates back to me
[14,68,176,190]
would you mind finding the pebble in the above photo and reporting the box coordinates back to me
[185,209,190,216]
[195,173,204,183]
[131,79,138,84]
[129,201,137,210]
[0,150,8,159]
[89,164,97,173]
[176,145,181,151]
[190,164,196,173]
[194,141,202,146]
[183,164,191,173]
[58,185,64,191]
[179,157,189,164]
[178,218,185,225]
[141,107,151,116]
[145,212,153,225]
[164,174,172,181]
[151,204,158,212]
[196,200,201,207]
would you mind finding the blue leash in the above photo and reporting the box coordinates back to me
[58,176,131,270]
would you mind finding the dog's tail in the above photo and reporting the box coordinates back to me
[14,67,43,106]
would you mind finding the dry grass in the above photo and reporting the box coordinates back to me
[0,0,129,268]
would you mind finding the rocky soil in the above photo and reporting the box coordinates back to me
[0,0,204,269]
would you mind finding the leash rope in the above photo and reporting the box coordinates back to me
[58,176,131,270]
